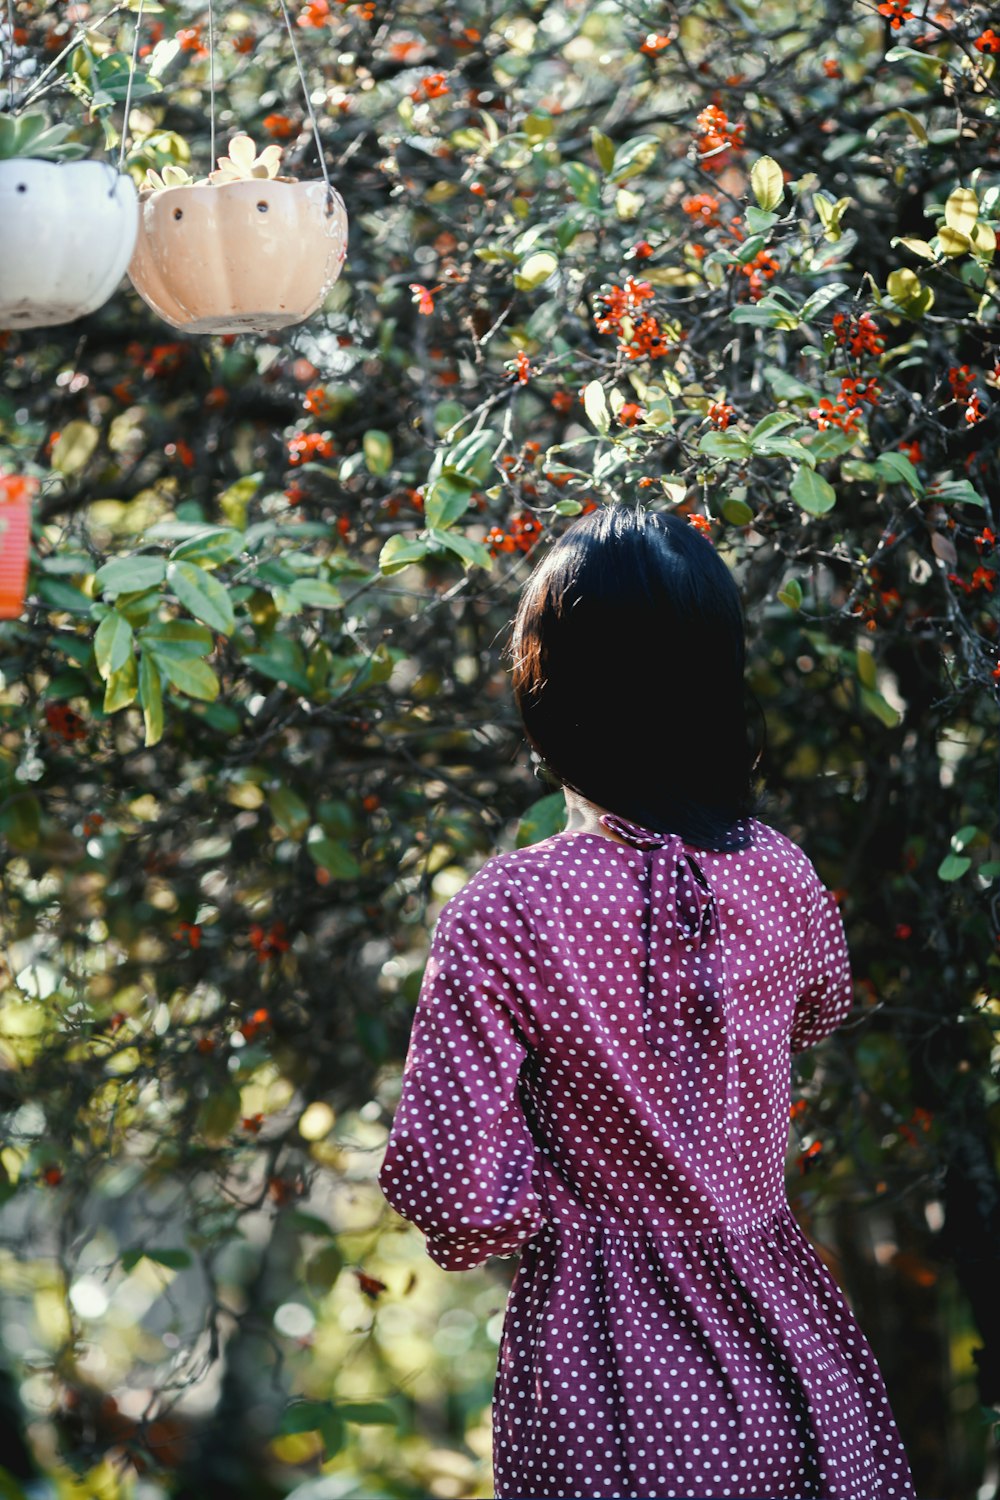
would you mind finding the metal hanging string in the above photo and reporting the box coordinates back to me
[117,0,145,183]
[207,0,216,172]
[275,0,334,204]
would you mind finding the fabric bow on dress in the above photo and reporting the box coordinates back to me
[599,812,741,1148]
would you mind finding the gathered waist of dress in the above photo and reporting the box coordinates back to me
[534,1200,799,1250]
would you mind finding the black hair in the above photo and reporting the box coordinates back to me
[508,505,760,850]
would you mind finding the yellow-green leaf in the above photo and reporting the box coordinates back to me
[813,192,851,242]
[886,267,934,315]
[971,221,996,260]
[94,609,133,681]
[583,380,610,435]
[514,250,558,291]
[944,186,978,237]
[856,648,877,689]
[893,236,936,260]
[937,225,970,257]
[750,155,784,212]
[363,429,393,475]
[51,421,99,476]
[268,786,310,840]
[138,650,164,747]
[590,126,615,173]
[103,654,138,712]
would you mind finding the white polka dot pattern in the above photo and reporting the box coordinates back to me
[377,815,917,1499]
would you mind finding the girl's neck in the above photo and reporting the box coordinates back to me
[562,787,632,844]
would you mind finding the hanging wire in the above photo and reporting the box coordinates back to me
[274,0,335,205]
[5,0,17,107]
[207,0,216,171]
[117,0,145,176]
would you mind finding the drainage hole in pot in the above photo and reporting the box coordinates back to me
[173,208,183,221]
[257,201,269,213]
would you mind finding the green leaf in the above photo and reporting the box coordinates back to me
[514,250,558,291]
[267,786,311,840]
[94,610,133,681]
[745,206,779,235]
[563,161,601,207]
[306,829,361,878]
[881,108,929,144]
[590,126,616,173]
[95,554,167,593]
[722,497,754,526]
[170,527,244,567]
[753,436,815,465]
[138,620,214,659]
[305,1243,345,1294]
[583,380,610,436]
[379,534,429,574]
[288,579,344,609]
[927,479,985,508]
[122,1247,192,1273]
[424,476,472,530]
[799,282,849,322]
[859,686,900,728]
[749,411,799,442]
[874,452,923,495]
[445,429,498,485]
[937,852,971,882]
[51,421,99,476]
[36,578,93,613]
[103,654,139,712]
[790,467,836,515]
[750,155,784,212]
[156,655,220,702]
[138,650,164,747]
[516,791,567,847]
[431,529,493,571]
[778,578,803,610]
[734,234,766,265]
[339,1401,397,1425]
[698,430,750,460]
[608,134,659,183]
[166,560,235,636]
[0,794,41,851]
[279,1401,335,1436]
[950,825,979,853]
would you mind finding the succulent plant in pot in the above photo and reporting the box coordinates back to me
[0,111,139,330]
[127,133,349,336]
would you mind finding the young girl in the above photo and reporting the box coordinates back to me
[378,506,916,1500]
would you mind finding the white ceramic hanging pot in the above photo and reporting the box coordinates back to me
[127,177,349,335]
[0,160,139,329]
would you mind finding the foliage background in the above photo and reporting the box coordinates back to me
[0,0,998,1496]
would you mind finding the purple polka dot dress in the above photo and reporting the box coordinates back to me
[377,814,917,1499]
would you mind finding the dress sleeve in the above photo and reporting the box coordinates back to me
[790,876,854,1054]
[377,873,548,1271]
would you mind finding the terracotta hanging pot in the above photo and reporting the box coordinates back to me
[127,138,349,335]
[0,478,35,621]
[0,157,139,330]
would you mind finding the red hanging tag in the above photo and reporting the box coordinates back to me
[0,476,36,620]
